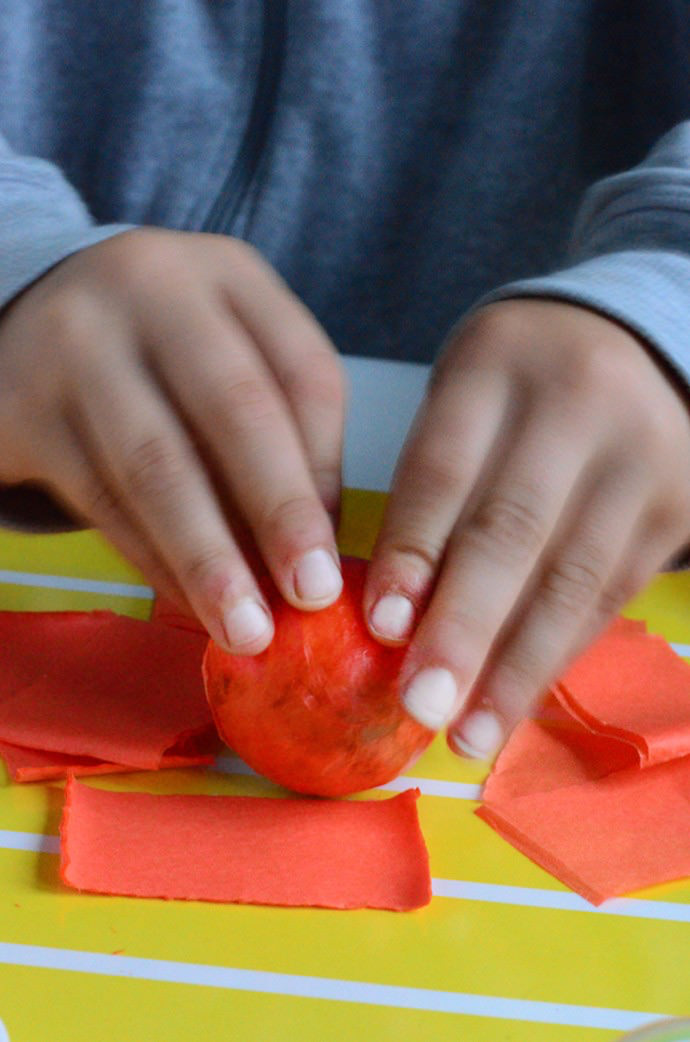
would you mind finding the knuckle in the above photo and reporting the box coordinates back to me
[381,538,443,578]
[0,404,57,484]
[489,653,543,720]
[311,463,341,511]
[462,302,521,350]
[597,577,637,619]
[438,600,492,650]
[413,605,492,686]
[466,490,546,561]
[123,434,188,500]
[283,351,346,414]
[105,230,191,292]
[40,291,100,354]
[428,331,484,393]
[646,497,689,542]
[411,450,474,503]
[541,550,606,616]
[634,399,681,455]
[180,544,232,590]
[558,342,610,400]
[205,234,269,279]
[221,235,263,268]
[554,340,652,421]
[258,493,324,545]
[427,341,460,394]
[81,480,120,521]
[452,303,527,365]
[216,373,279,432]
[466,302,523,345]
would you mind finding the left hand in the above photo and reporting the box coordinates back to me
[363,299,690,759]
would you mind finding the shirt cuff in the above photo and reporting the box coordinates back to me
[0,222,135,312]
[477,248,690,392]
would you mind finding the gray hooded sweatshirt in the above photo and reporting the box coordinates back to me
[1,1,690,524]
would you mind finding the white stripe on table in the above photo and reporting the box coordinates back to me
[0,940,664,1030]
[3,827,690,924]
[432,879,690,922]
[212,756,483,800]
[0,829,59,854]
[0,570,153,599]
[0,570,688,658]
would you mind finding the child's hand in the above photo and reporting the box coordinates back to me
[365,299,690,759]
[0,228,346,652]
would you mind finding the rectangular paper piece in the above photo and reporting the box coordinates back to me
[60,780,432,911]
[0,610,215,777]
[478,618,690,904]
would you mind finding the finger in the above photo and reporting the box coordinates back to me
[567,526,673,662]
[447,463,652,760]
[212,249,347,515]
[147,301,342,610]
[69,360,275,654]
[364,364,510,645]
[33,416,189,611]
[398,402,591,731]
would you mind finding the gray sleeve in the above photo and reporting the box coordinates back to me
[0,135,134,530]
[0,135,133,310]
[480,121,690,390]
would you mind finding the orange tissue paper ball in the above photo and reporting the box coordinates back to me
[202,556,434,796]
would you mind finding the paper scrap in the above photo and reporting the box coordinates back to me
[0,610,213,771]
[478,618,690,904]
[556,617,690,766]
[60,780,432,911]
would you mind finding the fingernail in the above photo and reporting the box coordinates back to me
[370,593,415,641]
[402,667,457,731]
[294,549,342,603]
[222,598,272,651]
[450,709,503,760]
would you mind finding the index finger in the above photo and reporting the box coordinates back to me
[364,360,509,644]
[398,402,590,733]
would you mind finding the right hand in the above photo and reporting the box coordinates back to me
[0,228,347,652]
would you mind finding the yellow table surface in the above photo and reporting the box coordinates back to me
[0,488,688,1042]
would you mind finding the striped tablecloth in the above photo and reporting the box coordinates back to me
[0,485,688,1040]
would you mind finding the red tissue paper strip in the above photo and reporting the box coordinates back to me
[60,779,432,911]
[0,611,214,772]
[478,618,690,904]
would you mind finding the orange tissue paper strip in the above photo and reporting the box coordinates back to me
[0,610,214,773]
[555,616,690,766]
[0,739,214,782]
[60,779,432,911]
[478,618,690,905]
